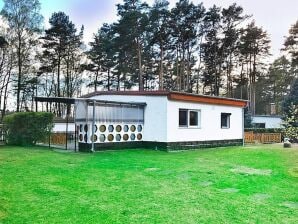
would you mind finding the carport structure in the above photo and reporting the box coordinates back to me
[35,97,146,152]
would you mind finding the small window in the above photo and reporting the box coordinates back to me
[179,109,188,126]
[221,113,231,129]
[253,123,265,128]
[189,111,198,126]
[179,109,201,128]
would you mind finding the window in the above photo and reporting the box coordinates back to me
[179,110,188,126]
[253,123,266,128]
[179,109,201,128]
[221,113,231,129]
[189,111,198,126]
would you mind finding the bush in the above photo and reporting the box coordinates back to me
[3,112,54,146]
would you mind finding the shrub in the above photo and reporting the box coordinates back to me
[3,112,54,146]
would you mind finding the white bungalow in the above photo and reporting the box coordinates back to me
[251,115,283,129]
[74,91,247,151]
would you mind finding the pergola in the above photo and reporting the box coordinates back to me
[35,97,146,152]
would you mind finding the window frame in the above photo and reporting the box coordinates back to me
[179,109,201,129]
[221,113,231,129]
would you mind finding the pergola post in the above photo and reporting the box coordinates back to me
[91,100,96,152]
[65,113,69,150]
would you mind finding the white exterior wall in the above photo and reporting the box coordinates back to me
[252,116,283,128]
[166,100,243,142]
[87,94,244,143]
[89,95,168,142]
[53,123,75,132]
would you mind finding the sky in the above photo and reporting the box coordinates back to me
[0,0,298,59]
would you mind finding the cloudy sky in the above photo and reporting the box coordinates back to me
[0,0,298,59]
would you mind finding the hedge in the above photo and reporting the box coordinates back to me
[3,112,54,146]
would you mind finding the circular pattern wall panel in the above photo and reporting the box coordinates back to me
[108,125,114,132]
[123,134,129,141]
[116,134,121,141]
[130,133,136,141]
[90,134,98,142]
[137,125,143,132]
[100,125,106,132]
[116,125,122,132]
[99,134,106,142]
[124,125,129,132]
[108,134,114,142]
[130,125,136,132]
[137,133,142,140]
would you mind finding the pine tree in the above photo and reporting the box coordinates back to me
[115,0,149,91]
[40,12,84,115]
[201,5,222,95]
[88,24,116,91]
[170,0,205,92]
[283,20,298,68]
[148,0,171,90]
[238,21,271,115]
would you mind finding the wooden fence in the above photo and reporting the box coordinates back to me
[245,132,281,143]
[50,132,75,145]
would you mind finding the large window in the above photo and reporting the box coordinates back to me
[179,109,201,128]
[221,113,231,129]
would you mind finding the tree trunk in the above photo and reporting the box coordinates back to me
[57,52,61,116]
[176,46,180,91]
[107,68,110,91]
[137,39,143,91]
[186,46,191,92]
[159,43,164,90]
[95,70,99,92]
[16,35,22,112]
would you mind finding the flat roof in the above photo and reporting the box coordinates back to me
[81,91,248,107]
[252,115,282,118]
[34,97,146,107]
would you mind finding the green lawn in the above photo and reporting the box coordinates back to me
[0,145,297,224]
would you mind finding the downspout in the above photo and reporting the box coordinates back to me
[74,102,77,152]
[242,107,245,147]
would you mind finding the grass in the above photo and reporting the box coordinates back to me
[0,144,297,224]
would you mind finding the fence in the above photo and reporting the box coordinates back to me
[0,124,5,143]
[50,132,75,145]
[245,131,281,143]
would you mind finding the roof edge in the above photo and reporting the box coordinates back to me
[81,91,248,107]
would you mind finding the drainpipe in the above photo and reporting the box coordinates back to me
[242,107,245,147]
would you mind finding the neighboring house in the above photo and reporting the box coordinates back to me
[76,91,247,151]
[251,115,283,129]
[53,118,75,133]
